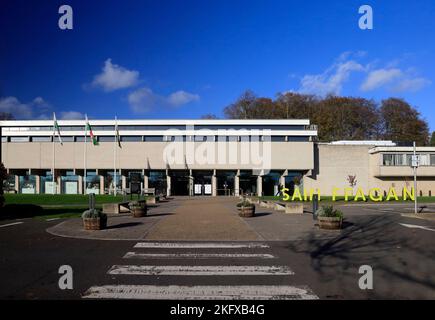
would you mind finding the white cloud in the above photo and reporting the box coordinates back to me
[91,59,139,92]
[60,111,85,120]
[0,96,51,119]
[167,90,200,106]
[360,68,403,91]
[361,67,431,93]
[392,77,431,93]
[128,87,159,113]
[299,60,365,95]
[128,87,200,113]
[295,52,431,95]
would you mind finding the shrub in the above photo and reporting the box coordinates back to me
[82,208,106,219]
[316,205,343,219]
[129,201,145,209]
[237,200,254,208]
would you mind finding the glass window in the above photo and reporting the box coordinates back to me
[144,136,163,142]
[120,136,142,142]
[32,136,52,142]
[431,154,435,166]
[1,137,8,142]
[61,136,74,142]
[10,136,30,142]
[420,154,430,166]
[99,136,115,142]
[270,136,286,142]
[383,154,392,166]
[288,136,309,142]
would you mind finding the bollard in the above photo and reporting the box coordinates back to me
[312,194,319,220]
[89,193,96,210]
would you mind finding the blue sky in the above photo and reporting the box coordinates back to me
[1,0,435,130]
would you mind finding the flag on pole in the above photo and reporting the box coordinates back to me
[85,114,98,145]
[115,117,122,148]
[53,113,63,145]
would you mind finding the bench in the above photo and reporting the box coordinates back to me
[103,200,147,214]
[143,188,156,196]
[102,202,130,214]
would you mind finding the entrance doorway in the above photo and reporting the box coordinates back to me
[239,170,257,196]
[193,170,212,196]
[171,170,190,196]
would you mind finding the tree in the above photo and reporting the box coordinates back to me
[430,132,435,146]
[200,114,219,119]
[223,90,257,119]
[380,98,429,145]
[275,92,318,119]
[222,91,429,144]
[315,96,381,141]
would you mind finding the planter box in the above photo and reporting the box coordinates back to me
[318,216,342,230]
[285,203,304,214]
[146,196,159,204]
[131,207,147,218]
[83,217,107,230]
[238,206,255,218]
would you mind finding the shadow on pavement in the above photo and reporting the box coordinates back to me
[285,214,435,299]
[0,204,81,220]
[106,222,143,229]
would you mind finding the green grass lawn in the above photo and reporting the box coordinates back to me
[259,195,435,203]
[3,194,128,206]
[1,194,145,220]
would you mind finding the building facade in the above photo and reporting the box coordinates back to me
[0,119,317,196]
[1,119,435,197]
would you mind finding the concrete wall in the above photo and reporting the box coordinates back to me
[1,141,314,171]
[305,144,435,196]
[304,144,371,194]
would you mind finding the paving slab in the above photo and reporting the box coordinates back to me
[144,198,261,241]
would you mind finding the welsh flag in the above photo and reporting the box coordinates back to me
[53,112,63,145]
[85,114,98,145]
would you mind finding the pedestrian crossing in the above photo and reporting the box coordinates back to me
[82,241,319,300]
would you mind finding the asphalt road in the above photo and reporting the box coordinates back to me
[0,206,434,300]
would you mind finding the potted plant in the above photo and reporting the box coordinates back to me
[237,200,255,217]
[129,201,147,217]
[316,205,343,230]
[82,208,107,230]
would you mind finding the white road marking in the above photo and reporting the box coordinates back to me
[83,285,318,300]
[123,252,276,259]
[0,222,23,228]
[46,218,60,221]
[134,242,270,249]
[108,265,294,276]
[399,223,435,232]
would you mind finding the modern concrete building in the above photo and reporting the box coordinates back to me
[0,119,317,197]
[1,119,435,197]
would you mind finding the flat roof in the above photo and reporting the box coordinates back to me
[370,146,435,153]
[0,119,311,126]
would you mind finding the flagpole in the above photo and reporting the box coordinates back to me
[52,113,55,195]
[84,115,87,195]
[114,116,117,196]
